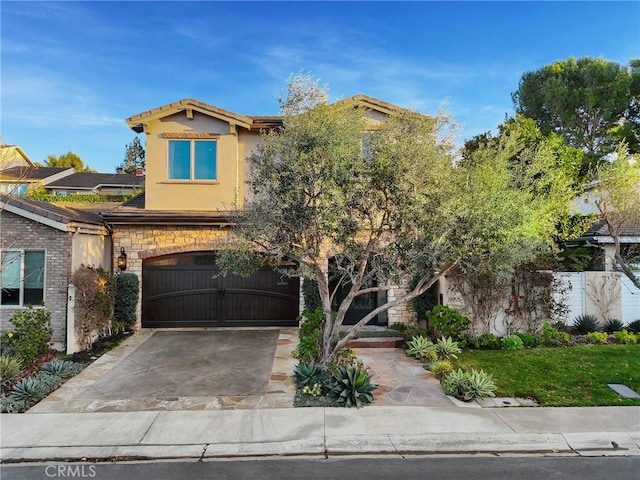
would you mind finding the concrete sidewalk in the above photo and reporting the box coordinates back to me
[2,406,639,462]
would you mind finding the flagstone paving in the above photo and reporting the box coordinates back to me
[28,329,452,413]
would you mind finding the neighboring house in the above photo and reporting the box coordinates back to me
[0,194,111,350]
[103,97,417,331]
[45,172,144,196]
[557,219,640,324]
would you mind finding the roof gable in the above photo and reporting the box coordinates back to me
[126,98,254,133]
[0,193,107,234]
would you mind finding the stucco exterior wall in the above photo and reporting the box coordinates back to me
[0,210,71,349]
[143,111,260,211]
[71,232,111,273]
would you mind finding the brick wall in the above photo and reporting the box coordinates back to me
[0,210,72,348]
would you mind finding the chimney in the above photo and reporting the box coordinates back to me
[135,168,144,176]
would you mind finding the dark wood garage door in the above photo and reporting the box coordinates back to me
[142,252,300,328]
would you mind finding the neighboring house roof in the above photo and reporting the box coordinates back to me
[578,218,640,244]
[126,98,254,133]
[0,193,108,234]
[0,145,33,169]
[47,172,144,191]
[0,166,74,181]
[102,193,232,226]
[337,94,406,115]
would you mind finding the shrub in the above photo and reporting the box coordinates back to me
[541,321,570,346]
[0,331,16,357]
[478,333,501,350]
[457,334,481,350]
[426,305,470,338]
[9,306,52,362]
[572,314,601,334]
[604,319,624,333]
[328,366,377,408]
[302,278,322,312]
[114,273,139,327]
[294,308,325,361]
[627,319,640,333]
[585,331,609,344]
[399,325,430,344]
[429,359,453,380]
[435,336,462,359]
[294,360,326,390]
[515,332,539,348]
[0,356,22,387]
[41,359,84,378]
[406,335,437,360]
[10,377,48,407]
[613,329,638,345]
[501,335,524,351]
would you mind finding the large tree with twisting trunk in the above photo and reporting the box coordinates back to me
[219,75,575,366]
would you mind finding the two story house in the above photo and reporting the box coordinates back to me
[103,97,419,331]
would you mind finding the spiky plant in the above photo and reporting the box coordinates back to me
[406,335,437,360]
[41,359,84,378]
[604,319,624,333]
[464,369,497,401]
[294,360,326,390]
[441,368,471,398]
[435,336,462,360]
[10,377,47,406]
[572,314,601,334]
[626,319,640,333]
[0,356,22,386]
[328,366,377,408]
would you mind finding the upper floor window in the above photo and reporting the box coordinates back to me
[1,250,45,307]
[168,140,217,181]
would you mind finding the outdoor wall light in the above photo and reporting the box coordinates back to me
[117,247,127,271]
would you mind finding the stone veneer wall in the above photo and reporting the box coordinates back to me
[386,284,418,326]
[0,210,72,349]
[111,225,231,326]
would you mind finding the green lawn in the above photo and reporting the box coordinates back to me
[455,345,640,407]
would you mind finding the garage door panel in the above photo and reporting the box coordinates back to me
[142,253,299,328]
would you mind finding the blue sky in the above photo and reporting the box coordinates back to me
[2,1,638,173]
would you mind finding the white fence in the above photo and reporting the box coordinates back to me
[555,272,640,324]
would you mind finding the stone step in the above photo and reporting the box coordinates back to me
[347,337,405,348]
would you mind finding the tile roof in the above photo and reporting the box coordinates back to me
[0,166,72,180]
[47,172,144,189]
[581,219,640,238]
[0,193,105,227]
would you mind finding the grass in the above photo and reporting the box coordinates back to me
[455,345,640,407]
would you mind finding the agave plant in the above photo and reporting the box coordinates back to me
[328,366,378,408]
[32,372,63,391]
[0,395,26,413]
[464,369,497,401]
[435,336,462,360]
[41,359,84,378]
[406,335,437,360]
[294,360,325,389]
[10,377,48,406]
[441,368,470,398]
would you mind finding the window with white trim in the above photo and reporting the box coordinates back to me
[168,140,217,180]
[0,250,45,306]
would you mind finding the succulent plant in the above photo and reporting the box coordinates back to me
[328,366,377,408]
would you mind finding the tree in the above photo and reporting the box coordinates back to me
[118,137,146,174]
[44,152,94,172]
[219,76,575,367]
[594,144,640,289]
[512,57,640,177]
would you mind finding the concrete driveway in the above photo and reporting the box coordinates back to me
[29,329,298,413]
